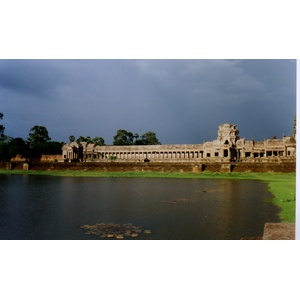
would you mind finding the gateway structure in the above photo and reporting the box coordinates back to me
[62,123,296,163]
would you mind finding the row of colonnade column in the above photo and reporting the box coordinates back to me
[84,150,204,160]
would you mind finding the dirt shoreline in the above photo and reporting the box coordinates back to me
[241,223,295,240]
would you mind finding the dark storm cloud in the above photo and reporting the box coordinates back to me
[133,59,296,142]
[0,59,296,144]
[0,60,69,100]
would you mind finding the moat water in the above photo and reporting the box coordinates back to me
[0,175,280,240]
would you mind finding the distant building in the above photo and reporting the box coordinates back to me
[62,123,296,163]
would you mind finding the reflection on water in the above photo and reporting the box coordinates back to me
[0,175,280,240]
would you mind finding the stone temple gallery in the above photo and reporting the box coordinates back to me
[62,123,296,163]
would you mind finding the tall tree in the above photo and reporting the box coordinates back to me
[113,129,134,145]
[136,131,161,145]
[41,141,64,154]
[27,125,51,160]
[76,136,93,144]
[92,137,105,146]
[76,136,87,143]
[0,112,5,138]
[8,137,29,159]
[27,125,51,147]
[0,113,10,161]
[0,142,9,161]
[69,135,76,143]
[113,129,161,145]
[133,133,139,144]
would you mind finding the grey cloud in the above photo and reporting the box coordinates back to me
[0,59,296,145]
[135,59,266,102]
[0,60,69,101]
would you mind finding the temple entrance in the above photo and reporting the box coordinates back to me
[224,148,238,160]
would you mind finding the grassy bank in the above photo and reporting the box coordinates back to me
[0,169,296,223]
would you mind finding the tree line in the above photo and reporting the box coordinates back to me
[0,113,63,162]
[0,112,161,162]
[69,129,160,146]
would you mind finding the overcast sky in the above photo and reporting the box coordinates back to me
[0,59,296,145]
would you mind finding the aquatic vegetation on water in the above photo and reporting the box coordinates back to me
[162,198,195,204]
[81,222,151,239]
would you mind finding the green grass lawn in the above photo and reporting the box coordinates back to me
[0,169,296,222]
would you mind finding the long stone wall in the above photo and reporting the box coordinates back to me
[3,161,295,173]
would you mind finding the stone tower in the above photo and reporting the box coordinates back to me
[217,123,240,146]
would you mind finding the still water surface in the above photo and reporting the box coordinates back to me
[0,175,280,240]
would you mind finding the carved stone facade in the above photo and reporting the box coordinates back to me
[62,123,296,163]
